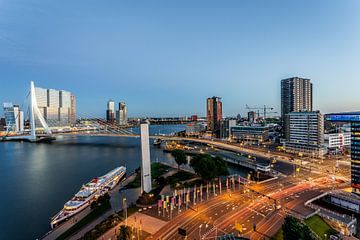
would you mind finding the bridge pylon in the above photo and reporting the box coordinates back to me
[29,81,52,141]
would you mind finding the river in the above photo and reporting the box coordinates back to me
[0,125,250,240]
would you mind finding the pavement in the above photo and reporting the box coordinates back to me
[99,212,167,240]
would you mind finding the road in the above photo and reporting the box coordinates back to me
[145,175,341,240]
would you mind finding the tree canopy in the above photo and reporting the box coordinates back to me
[282,215,317,240]
[190,154,229,181]
[117,225,132,240]
[171,149,187,169]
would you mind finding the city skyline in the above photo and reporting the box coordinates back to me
[1,1,360,117]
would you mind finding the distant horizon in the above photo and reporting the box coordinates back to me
[1,1,360,117]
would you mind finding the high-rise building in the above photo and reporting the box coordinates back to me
[116,102,127,125]
[248,111,257,123]
[220,119,237,139]
[206,96,222,137]
[281,77,313,137]
[70,95,76,125]
[34,87,75,128]
[0,118,5,131]
[284,111,324,157]
[3,103,24,132]
[325,112,360,195]
[106,100,115,123]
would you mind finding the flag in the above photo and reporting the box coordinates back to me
[235,222,243,233]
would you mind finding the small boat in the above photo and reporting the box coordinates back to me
[153,138,162,146]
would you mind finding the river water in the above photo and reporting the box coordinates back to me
[0,125,249,240]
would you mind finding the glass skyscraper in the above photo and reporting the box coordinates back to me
[326,113,360,195]
[206,96,222,137]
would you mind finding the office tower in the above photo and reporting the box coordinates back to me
[106,100,115,123]
[0,118,5,131]
[70,94,76,125]
[3,103,24,132]
[220,119,237,139]
[140,123,152,193]
[248,111,257,123]
[207,96,222,137]
[284,111,324,157]
[116,102,127,125]
[34,87,75,128]
[325,113,360,194]
[281,77,313,138]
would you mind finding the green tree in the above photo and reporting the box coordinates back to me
[190,154,229,181]
[282,216,317,240]
[117,225,132,240]
[171,149,187,170]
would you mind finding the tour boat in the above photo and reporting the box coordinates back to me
[50,166,126,229]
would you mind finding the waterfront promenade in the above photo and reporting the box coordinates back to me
[42,173,138,240]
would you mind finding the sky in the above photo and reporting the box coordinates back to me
[0,0,360,118]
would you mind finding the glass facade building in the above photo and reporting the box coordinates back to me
[106,100,115,123]
[206,96,222,137]
[3,102,24,132]
[116,102,127,125]
[351,122,360,193]
[326,112,360,195]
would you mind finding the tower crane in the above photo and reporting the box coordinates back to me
[245,105,277,119]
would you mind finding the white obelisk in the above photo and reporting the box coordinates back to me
[140,123,152,193]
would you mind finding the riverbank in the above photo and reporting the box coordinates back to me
[41,173,138,240]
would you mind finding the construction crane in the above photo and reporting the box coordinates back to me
[245,105,277,119]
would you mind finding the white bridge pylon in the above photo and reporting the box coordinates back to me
[29,81,52,140]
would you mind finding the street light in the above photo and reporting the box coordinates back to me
[122,197,128,226]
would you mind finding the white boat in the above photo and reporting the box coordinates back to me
[50,166,126,229]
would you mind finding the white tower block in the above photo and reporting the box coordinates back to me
[29,81,52,140]
[140,123,152,193]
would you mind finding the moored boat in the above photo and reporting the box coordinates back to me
[50,166,126,229]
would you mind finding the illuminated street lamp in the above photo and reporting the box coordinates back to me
[122,197,128,226]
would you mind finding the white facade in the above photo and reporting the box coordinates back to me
[34,87,75,128]
[140,123,152,193]
[116,102,127,125]
[107,100,115,113]
[285,111,325,157]
[326,133,351,149]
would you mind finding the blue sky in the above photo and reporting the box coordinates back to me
[0,0,360,117]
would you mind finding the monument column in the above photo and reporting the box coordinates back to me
[140,123,152,193]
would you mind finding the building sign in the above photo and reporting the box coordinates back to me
[326,114,360,122]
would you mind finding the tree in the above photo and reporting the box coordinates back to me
[171,149,187,170]
[282,215,317,240]
[117,225,132,240]
[190,154,229,181]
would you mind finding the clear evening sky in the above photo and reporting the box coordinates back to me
[0,0,360,118]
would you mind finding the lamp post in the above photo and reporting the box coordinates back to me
[122,197,128,226]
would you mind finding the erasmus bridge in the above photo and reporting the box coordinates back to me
[1,81,155,142]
